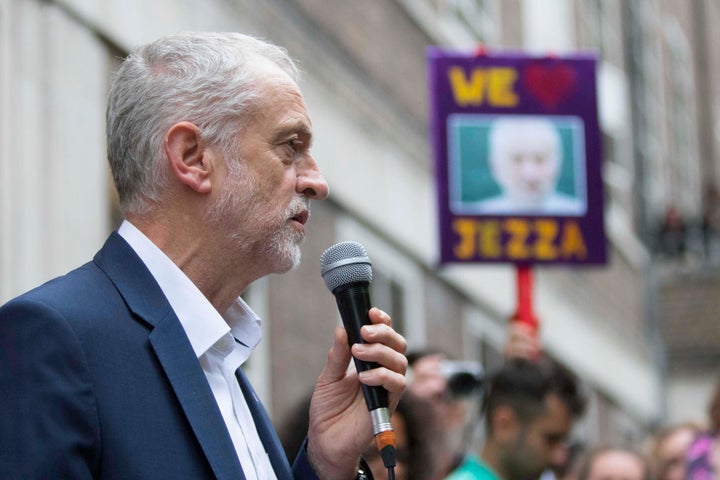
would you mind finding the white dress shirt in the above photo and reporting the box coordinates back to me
[118,221,277,480]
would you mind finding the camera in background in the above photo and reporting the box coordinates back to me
[441,360,485,399]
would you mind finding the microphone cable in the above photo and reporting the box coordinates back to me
[375,430,396,480]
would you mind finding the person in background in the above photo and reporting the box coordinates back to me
[504,320,585,480]
[656,205,687,259]
[278,391,315,465]
[0,31,408,480]
[544,440,585,480]
[576,446,650,480]
[280,385,443,480]
[649,422,701,480]
[447,357,586,480]
[406,350,485,479]
[701,186,720,261]
[362,390,442,480]
[686,374,720,479]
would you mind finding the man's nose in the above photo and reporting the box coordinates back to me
[297,155,329,200]
[520,158,541,178]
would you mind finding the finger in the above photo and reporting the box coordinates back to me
[320,326,353,382]
[358,367,406,394]
[359,323,407,355]
[352,342,408,376]
[368,307,391,326]
[505,341,532,355]
[515,323,540,342]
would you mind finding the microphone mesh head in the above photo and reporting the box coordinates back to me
[320,241,373,292]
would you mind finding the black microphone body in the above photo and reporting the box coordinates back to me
[320,241,393,437]
[332,281,388,412]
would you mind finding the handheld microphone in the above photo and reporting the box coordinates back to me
[320,241,395,468]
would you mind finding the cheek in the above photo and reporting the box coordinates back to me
[249,170,294,206]
[541,163,559,181]
[264,167,299,198]
[528,434,550,457]
[499,166,522,187]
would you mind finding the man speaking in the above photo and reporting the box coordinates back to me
[0,31,407,480]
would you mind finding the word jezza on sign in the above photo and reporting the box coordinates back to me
[452,218,588,262]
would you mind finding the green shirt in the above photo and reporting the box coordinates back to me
[445,455,501,480]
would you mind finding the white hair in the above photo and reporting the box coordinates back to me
[489,116,560,166]
[106,31,299,214]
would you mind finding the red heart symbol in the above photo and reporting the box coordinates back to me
[523,63,576,109]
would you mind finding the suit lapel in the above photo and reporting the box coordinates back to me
[150,315,245,480]
[94,232,244,480]
[236,368,294,480]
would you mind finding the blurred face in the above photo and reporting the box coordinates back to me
[655,428,696,480]
[491,122,561,206]
[586,450,646,480]
[406,354,471,471]
[209,63,329,274]
[502,393,572,480]
[407,355,456,437]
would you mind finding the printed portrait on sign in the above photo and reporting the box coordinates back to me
[448,114,587,216]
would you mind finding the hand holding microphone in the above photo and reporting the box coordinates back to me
[319,241,406,475]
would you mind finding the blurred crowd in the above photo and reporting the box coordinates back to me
[280,320,720,480]
[655,186,720,267]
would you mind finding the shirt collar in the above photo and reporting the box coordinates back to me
[118,220,262,358]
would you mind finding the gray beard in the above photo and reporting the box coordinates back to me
[206,160,307,273]
[263,196,308,272]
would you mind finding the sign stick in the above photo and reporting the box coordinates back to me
[513,265,538,334]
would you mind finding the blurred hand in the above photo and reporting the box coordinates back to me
[504,320,541,360]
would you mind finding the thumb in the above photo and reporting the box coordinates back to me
[320,326,353,383]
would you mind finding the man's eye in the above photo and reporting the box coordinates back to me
[288,139,303,152]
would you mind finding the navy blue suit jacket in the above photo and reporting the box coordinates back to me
[0,232,319,479]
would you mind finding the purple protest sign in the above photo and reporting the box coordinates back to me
[428,47,606,265]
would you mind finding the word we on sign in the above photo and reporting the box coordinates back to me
[448,67,519,107]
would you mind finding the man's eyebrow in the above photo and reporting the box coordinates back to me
[272,120,312,142]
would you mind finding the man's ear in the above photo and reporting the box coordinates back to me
[164,121,213,194]
[491,405,521,444]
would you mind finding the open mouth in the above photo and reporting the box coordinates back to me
[291,211,309,225]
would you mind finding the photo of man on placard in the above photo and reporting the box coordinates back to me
[449,115,587,216]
